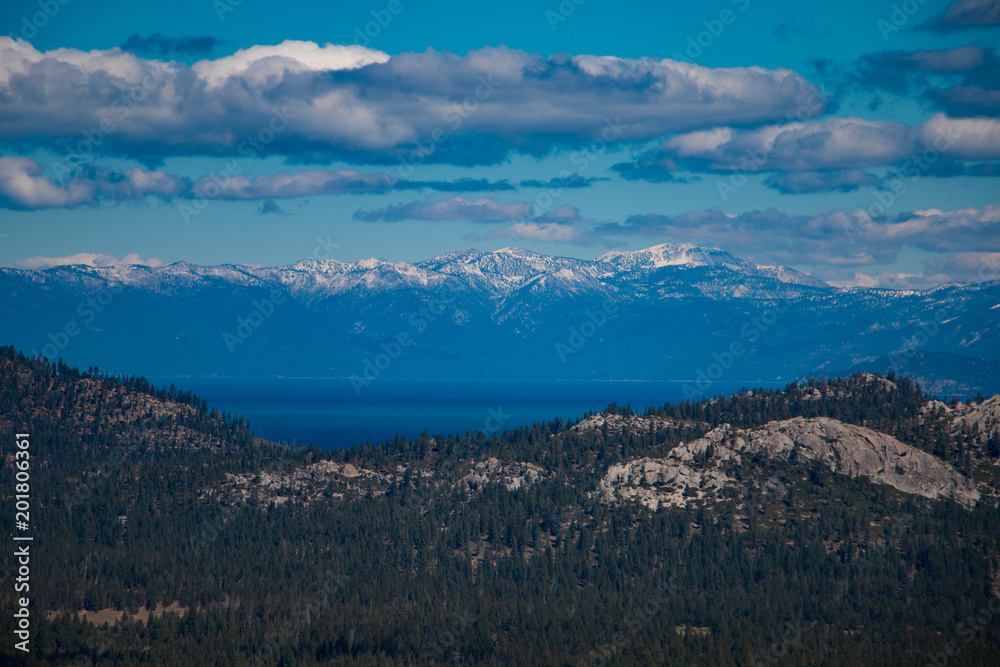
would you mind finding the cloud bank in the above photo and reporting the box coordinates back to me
[0,38,825,166]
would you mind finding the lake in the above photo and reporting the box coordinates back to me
[148,377,781,449]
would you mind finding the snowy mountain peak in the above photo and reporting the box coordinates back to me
[287,258,348,272]
[598,244,743,271]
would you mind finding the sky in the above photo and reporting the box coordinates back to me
[0,0,998,288]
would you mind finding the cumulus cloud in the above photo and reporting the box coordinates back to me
[852,46,1000,117]
[0,156,187,210]
[353,196,583,224]
[190,39,388,88]
[923,251,1000,283]
[597,205,1000,277]
[0,38,825,166]
[120,33,222,56]
[918,0,1000,33]
[13,253,164,270]
[614,114,1000,182]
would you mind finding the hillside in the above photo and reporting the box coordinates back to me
[2,350,1000,665]
[831,350,1000,397]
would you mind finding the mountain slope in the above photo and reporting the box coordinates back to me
[1,245,998,388]
[2,353,1000,665]
[598,416,981,511]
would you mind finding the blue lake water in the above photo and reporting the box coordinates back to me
[148,377,781,449]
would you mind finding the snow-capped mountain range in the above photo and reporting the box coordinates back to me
[15,243,829,299]
[1,244,997,388]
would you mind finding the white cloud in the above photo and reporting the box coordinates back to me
[14,252,164,270]
[0,156,187,210]
[599,204,1000,286]
[622,114,1000,179]
[0,156,93,209]
[0,38,826,164]
[191,40,389,88]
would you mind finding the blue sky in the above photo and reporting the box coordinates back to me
[1,0,998,287]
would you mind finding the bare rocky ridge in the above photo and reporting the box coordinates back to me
[923,394,1000,446]
[457,457,551,491]
[210,456,554,506]
[214,460,395,505]
[571,412,694,434]
[600,416,980,510]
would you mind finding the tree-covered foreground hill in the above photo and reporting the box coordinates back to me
[1,345,999,666]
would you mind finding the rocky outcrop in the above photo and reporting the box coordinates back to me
[571,412,690,435]
[214,460,394,505]
[599,457,732,510]
[599,416,980,510]
[458,457,551,491]
[210,456,554,506]
[923,395,1000,449]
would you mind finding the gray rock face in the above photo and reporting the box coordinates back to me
[458,457,551,492]
[599,417,980,510]
[923,395,1000,448]
[572,412,688,435]
[598,457,732,510]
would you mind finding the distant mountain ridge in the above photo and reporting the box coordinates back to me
[26,243,827,299]
[1,244,998,389]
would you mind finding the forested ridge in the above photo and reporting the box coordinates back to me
[1,346,999,666]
